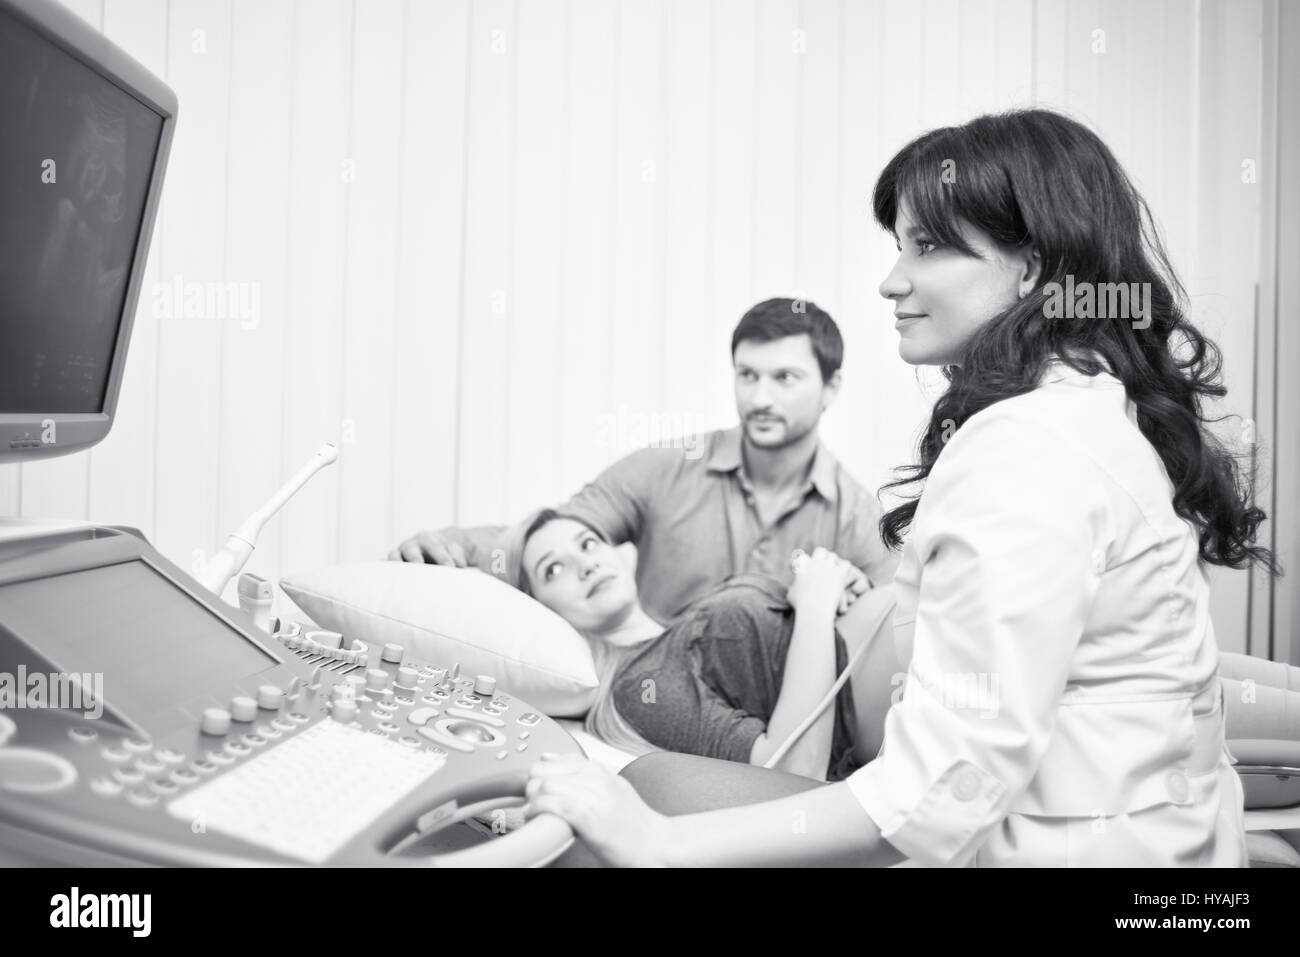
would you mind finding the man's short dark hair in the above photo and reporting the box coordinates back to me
[730,298,843,382]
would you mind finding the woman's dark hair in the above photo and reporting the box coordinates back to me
[507,507,607,594]
[872,108,1279,575]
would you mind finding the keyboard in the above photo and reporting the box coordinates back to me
[168,720,446,863]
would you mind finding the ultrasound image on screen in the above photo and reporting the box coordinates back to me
[0,13,163,413]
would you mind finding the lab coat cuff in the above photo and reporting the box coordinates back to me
[848,758,1006,868]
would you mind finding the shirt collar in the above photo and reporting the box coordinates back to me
[707,426,839,503]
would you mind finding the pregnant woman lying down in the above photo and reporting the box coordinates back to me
[508,508,1299,790]
[506,507,885,782]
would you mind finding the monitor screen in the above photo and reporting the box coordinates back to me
[0,10,164,414]
[0,560,280,727]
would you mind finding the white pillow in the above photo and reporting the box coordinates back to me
[279,562,598,717]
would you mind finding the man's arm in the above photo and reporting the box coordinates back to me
[554,446,662,546]
[389,446,662,576]
[388,525,509,574]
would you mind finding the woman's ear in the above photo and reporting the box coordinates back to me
[1018,247,1043,299]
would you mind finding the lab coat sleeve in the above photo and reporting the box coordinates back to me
[845,406,1107,867]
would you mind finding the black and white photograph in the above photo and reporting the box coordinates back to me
[0,0,1297,907]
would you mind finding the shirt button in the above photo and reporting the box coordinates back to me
[1165,770,1190,803]
[952,767,981,802]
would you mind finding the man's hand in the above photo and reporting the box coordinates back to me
[524,753,674,867]
[387,530,469,566]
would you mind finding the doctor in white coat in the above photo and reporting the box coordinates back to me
[523,108,1279,868]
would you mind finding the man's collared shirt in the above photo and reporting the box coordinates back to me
[559,426,899,622]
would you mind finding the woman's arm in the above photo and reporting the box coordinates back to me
[664,780,906,867]
[748,549,857,779]
[525,753,906,867]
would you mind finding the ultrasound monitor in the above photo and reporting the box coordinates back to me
[0,0,175,463]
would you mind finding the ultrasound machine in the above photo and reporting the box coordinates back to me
[0,0,580,867]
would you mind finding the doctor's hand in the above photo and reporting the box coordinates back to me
[524,753,674,868]
[387,530,468,567]
[788,547,863,619]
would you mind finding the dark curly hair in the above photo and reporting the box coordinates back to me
[873,108,1280,576]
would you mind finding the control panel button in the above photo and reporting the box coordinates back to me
[332,700,358,724]
[287,712,310,724]
[123,738,153,753]
[226,742,252,756]
[365,669,390,693]
[191,760,217,775]
[271,718,297,732]
[126,789,159,807]
[473,675,497,697]
[395,666,419,689]
[230,697,258,723]
[150,779,180,796]
[381,643,405,663]
[242,733,267,747]
[519,731,531,740]
[68,727,98,744]
[171,769,200,785]
[113,767,146,785]
[201,708,232,736]
[155,748,185,765]
[100,747,131,764]
[394,695,414,707]
[255,724,281,739]
[135,758,165,775]
[0,749,79,794]
[378,722,399,733]
[516,712,542,727]
[89,776,123,797]
[206,750,235,766]
[257,685,285,710]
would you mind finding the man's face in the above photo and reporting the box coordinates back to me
[733,334,839,450]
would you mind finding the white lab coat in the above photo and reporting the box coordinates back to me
[847,356,1247,867]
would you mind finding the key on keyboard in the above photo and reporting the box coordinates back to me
[168,720,446,863]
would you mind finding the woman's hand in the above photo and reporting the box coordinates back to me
[523,753,675,867]
[787,547,861,619]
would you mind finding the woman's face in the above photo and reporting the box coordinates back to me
[521,518,638,633]
[878,198,1038,366]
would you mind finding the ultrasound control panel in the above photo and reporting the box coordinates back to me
[0,522,579,867]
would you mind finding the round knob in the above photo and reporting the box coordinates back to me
[230,697,258,722]
[473,675,497,697]
[257,685,284,710]
[331,682,354,702]
[200,708,232,736]
[332,699,358,723]
[396,666,419,689]
[381,643,404,664]
[365,669,390,693]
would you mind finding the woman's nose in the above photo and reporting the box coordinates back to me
[878,258,911,301]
